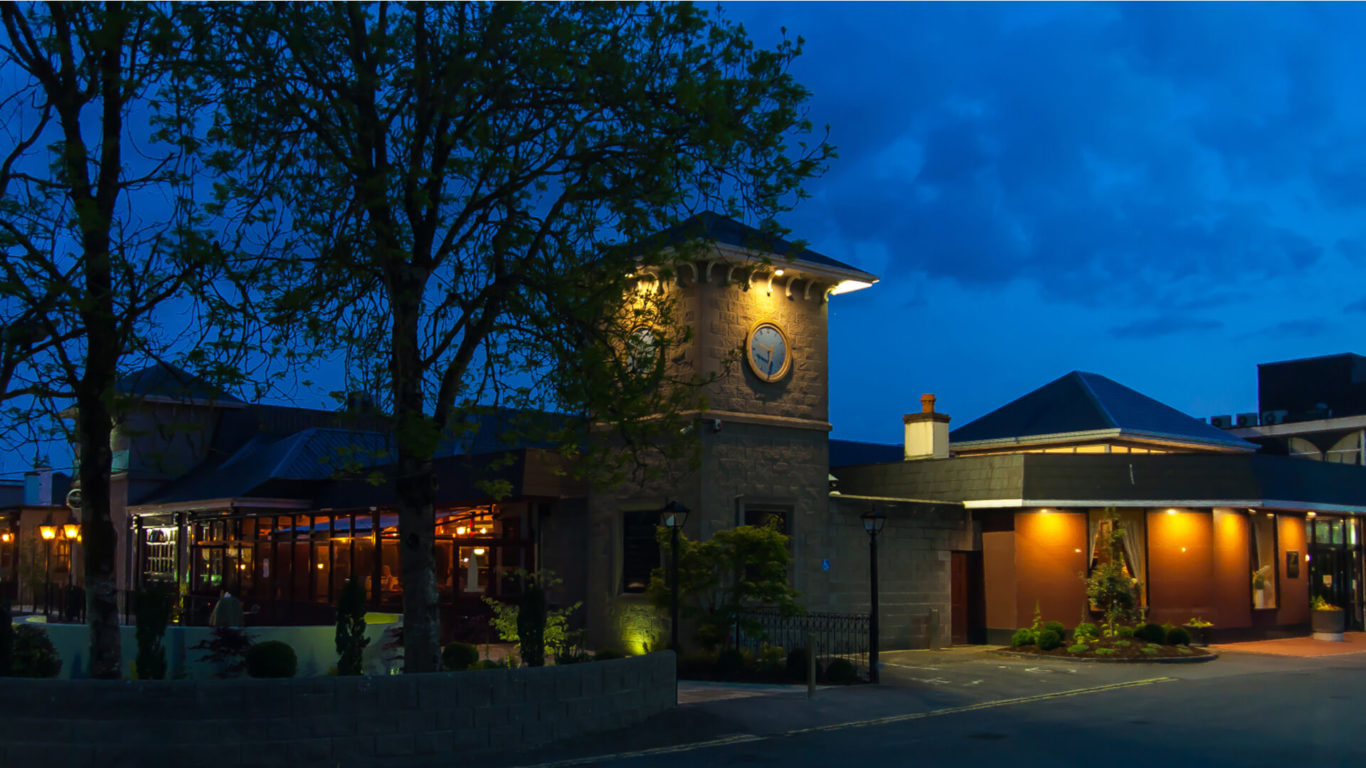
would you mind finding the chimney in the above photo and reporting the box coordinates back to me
[903,394,951,460]
[23,464,52,506]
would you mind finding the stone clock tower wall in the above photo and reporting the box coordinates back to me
[580,263,839,653]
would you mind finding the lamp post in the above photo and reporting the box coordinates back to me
[63,512,80,590]
[659,500,690,653]
[39,512,57,615]
[861,508,886,683]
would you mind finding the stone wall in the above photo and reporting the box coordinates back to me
[0,651,676,768]
[817,497,976,649]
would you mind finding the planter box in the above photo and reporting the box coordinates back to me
[1312,609,1346,641]
[1184,625,1210,647]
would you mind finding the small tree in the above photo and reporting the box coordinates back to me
[482,570,580,665]
[1082,509,1140,638]
[134,581,175,680]
[334,578,369,676]
[648,519,801,650]
[516,581,548,668]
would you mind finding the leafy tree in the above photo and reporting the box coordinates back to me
[204,2,831,672]
[1082,509,1141,638]
[648,520,801,651]
[483,570,581,665]
[0,2,268,679]
[334,577,370,676]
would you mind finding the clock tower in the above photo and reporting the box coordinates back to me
[576,213,878,652]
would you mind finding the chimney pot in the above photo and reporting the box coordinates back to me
[921,394,936,413]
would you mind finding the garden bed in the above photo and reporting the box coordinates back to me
[998,639,1213,662]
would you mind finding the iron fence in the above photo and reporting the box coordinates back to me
[737,608,871,679]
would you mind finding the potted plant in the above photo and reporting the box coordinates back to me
[1252,566,1271,609]
[1184,617,1213,647]
[1311,595,1346,640]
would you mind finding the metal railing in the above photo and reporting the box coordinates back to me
[737,608,871,678]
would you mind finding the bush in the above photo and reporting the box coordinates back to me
[12,625,61,678]
[825,658,856,684]
[594,648,625,661]
[442,641,479,671]
[554,650,593,665]
[517,583,548,667]
[135,582,175,680]
[1166,626,1191,646]
[1116,625,1136,638]
[1067,643,1090,654]
[245,640,297,678]
[1141,646,1159,655]
[786,646,813,681]
[1036,629,1063,651]
[192,626,255,678]
[334,578,369,676]
[1072,622,1098,641]
[1134,623,1166,644]
[757,644,785,672]
[1010,628,1035,648]
[1041,620,1065,637]
[473,658,509,669]
[0,599,13,675]
[713,648,745,680]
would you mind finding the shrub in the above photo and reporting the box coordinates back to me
[334,578,369,676]
[786,646,813,681]
[1072,622,1098,641]
[12,625,61,678]
[0,599,13,675]
[1116,625,1136,638]
[1113,640,1130,648]
[825,658,856,684]
[1010,628,1035,648]
[678,652,718,680]
[135,581,175,680]
[1067,643,1090,654]
[1166,626,1191,646]
[441,641,479,671]
[472,658,509,670]
[1141,646,1159,655]
[1036,629,1062,651]
[757,644,785,672]
[713,648,745,680]
[594,648,625,661]
[1135,623,1166,644]
[554,650,593,665]
[1095,647,1117,656]
[1041,620,1065,637]
[192,626,255,678]
[246,640,297,678]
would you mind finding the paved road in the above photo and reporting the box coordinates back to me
[467,647,1366,768]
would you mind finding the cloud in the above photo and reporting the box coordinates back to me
[1109,316,1222,339]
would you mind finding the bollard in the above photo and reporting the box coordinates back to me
[807,631,816,699]
[929,608,940,650]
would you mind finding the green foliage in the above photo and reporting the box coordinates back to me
[1166,626,1191,646]
[1116,625,1136,638]
[757,644,786,672]
[1030,601,1044,632]
[1041,620,1065,637]
[134,582,175,680]
[442,642,480,671]
[1141,645,1159,655]
[595,648,626,661]
[1177,646,1193,655]
[517,582,548,667]
[1067,643,1091,654]
[1094,647,1118,656]
[1113,640,1131,648]
[334,578,369,676]
[825,658,856,684]
[472,658,510,670]
[1010,628,1036,648]
[483,570,581,665]
[0,599,12,675]
[1134,623,1167,644]
[1072,622,1098,641]
[786,647,812,681]
[1036,629,1063,651]
[192,626,255,678]
[647,519,801,650]
[1083,509,1141,639]
[1313,595,1341,611]
[713,648,746,680]
[11,625,61,678]
[246,641,297,678]
[554,650,593,666]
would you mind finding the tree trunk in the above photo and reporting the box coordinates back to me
[77,336,120,679]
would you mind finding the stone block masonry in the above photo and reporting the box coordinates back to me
[0,651,676,768]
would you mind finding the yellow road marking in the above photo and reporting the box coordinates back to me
[514,676,1176,767]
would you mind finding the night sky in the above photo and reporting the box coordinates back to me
[729,2,1366,445]
[6,3,1364,477]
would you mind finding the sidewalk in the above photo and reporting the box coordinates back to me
[1211,631,1366,657]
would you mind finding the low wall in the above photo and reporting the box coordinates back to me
[23,613,400,679]
[0,651,676,768]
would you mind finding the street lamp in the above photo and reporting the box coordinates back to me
[63,512,80,589]
[659,500,690,653]
[861,508,886,683]
[39,512,57,615]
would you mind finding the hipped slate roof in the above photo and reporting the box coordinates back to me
[117,363,244,405]
[660,212,878,281]
[950,371,1256,453]
[830,439,903,468]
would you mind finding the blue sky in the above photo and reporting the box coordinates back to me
[726,2,1366,444]
[6,3,1364,477]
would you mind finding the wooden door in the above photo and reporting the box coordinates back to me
[951,551,986,645]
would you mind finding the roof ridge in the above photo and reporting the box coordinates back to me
[1074,371,1120,430]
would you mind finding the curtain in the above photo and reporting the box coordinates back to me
[1086,512,1099,568]
[1118,516,1145,605]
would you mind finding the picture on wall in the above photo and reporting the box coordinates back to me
[1286,550,1300,579]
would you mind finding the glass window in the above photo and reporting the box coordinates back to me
[1086,509,1146,605]
[621,508,659,594]
[745,506,789,535]
[1251,512,1278,609]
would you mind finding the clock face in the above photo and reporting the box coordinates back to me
[747,322,791,382]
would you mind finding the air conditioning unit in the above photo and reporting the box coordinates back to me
[1261,410,1288,425]
[1236,412,1258,427]
[1210,415,1233,429]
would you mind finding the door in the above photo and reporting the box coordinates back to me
[951,551,986,644]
